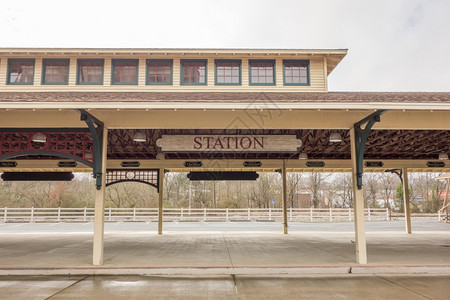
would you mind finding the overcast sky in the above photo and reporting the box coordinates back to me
[0,0,449,92]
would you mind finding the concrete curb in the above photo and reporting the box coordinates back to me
[350,265,450,275]
[1,265,449,276]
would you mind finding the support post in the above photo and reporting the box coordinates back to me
[93,126,107,266]
[403,168,412,234]
[350,127,367,264]
[3,207,7,223]
[282,160,288,234]
[188,181,192,214]
[158,169,164,235]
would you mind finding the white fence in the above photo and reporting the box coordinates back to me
[0,207,395,223]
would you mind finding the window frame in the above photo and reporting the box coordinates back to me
[76,59,104,85]
[7,58,35,85]
[214,59,242,86]
[111,59,139,85]
[248,59,276,86]
[180,59,208,86]
[283,60,310,86]
[41,59,70,85]
[146,59,173,85]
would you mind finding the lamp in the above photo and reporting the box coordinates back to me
[133,131,146,142]
[156,153,165,160]
[32,133,47,143]
[298,152,308,160]
[439,152,449,160]
[329,132,342,143]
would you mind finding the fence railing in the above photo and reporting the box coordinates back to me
[0,207,402,223]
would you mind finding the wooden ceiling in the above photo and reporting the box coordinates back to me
[107,129,450,161]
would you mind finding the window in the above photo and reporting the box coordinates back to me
[181,60,207,85]
[283,60,309,85]
[42,59,69,84]
[215,60,241,85]
[249,60,275,85]
[7,59,35,84]
[111,59,138,85]
[147,59,172,85]
[77,59,104,84]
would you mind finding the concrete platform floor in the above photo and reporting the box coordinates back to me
[1,274,449,299]
[0,221,449,275]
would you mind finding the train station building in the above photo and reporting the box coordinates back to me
[0,48,449,266]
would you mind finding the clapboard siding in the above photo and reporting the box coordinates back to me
[0,53,328,92]
[0,58,7,86]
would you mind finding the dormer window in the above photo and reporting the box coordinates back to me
[181,60,207,85]
[112,59,138,85]
[42,59,69,85]
[215,60,241,85]
[7,59,35,84]
[283,60,309,86]
[147,59,172,85]
[249,60,275,85]
[77,59,104,85]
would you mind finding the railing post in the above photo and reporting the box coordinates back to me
[348,208,352,221]
[4,207,7,223]
[438,210,441,222]
[368,208,371,221]
[133,207,136,221]
[226,208,229,222]
[108,207,112,221]
[30,207,34,223]
[204,207,206,221]
[386,208,390,221]
[310,207,313,222]
[289,207,292,222]
[83,207,87,222]
[269,207,272,221]
[329,207,333,222]
[57,207,61,222]
[181,207,184,220]
[247,208,251,221]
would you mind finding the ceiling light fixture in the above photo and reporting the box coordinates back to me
[32,133,47,143]
[329,132,342,143]
[133,131,146,142]
[156,153,166,160]
[439,152,449,160]
[298,152,308,160]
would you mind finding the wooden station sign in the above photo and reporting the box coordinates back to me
[156,135,303,153]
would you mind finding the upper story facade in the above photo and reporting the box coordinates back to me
[0,48,347,93]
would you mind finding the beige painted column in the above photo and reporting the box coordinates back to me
[158,169,164,235]
[93,127,108,266]
[282,160,288,234]
[350,128,367,264]
[403,168,412,234]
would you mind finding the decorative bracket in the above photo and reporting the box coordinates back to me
[385,168,403,184]
[354,110,387,189]
[105,169,160,191]
[75,109,104,190]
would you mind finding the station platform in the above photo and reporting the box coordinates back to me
[0,221,449,276]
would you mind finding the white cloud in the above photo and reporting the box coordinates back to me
[0,0,449,91]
